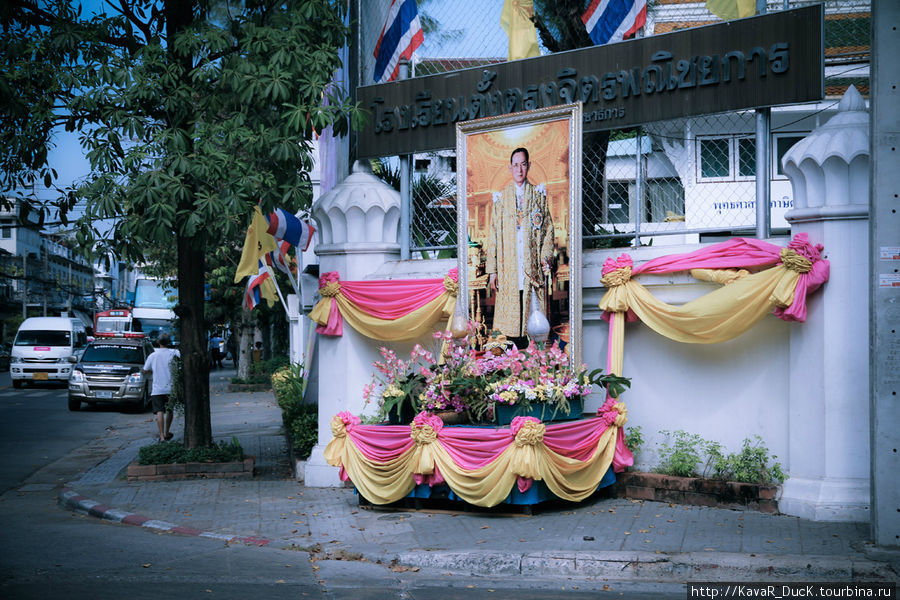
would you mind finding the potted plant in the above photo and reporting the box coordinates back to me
[483,341,630,425]
[364,345,434,424]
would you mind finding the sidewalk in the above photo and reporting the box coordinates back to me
[59,370,899,583]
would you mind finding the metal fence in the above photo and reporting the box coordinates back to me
[357,0,871,257]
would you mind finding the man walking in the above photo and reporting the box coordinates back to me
[143,333,180,442]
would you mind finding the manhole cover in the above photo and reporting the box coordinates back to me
[378,513,412,521]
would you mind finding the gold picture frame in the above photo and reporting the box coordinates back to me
[456,103,583,366]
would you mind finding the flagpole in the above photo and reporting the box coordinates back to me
[262,262,291,319]
[277,244,301,297]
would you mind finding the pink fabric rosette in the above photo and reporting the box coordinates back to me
[773,233,830,322]
[316,271,344,336]
[412,410,444,434]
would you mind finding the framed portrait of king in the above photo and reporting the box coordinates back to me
[456,103,583,367]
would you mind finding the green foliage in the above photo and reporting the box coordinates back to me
[654,431,785,485]
[624,425,644,458]
[657,429,715,478]
[587,368,632,399]
[271,363,317,459]
[711,435,785,484]
[138,437,244,465]
[252,355,290,377]
[2,2,364,447]
[288,409,318,460]
[4,1,363,260]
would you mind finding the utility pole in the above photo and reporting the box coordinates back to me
[21,252,26,319]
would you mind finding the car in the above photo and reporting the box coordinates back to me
[67,337,155,412]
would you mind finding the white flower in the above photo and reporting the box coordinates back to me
[492,191,502,203]
[535,183,546,196]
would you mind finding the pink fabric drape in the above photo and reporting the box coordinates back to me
[343,415,630,473]
[773,234,829,322]
[340,276,453,319]
[315,268,458,336]
[600,233,828,324]
[632,237,784,275]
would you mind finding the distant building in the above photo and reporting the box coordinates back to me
[0,199,96,340]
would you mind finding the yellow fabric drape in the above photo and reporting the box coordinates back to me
[324,418,622,507]
[309,289,457,342]
[607,312,626,376]
[598,263,801,345]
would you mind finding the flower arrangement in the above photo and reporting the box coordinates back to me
[482,341,591,418]
[363,331,630,425]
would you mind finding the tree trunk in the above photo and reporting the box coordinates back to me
[177,234,212,448]
[237,307,254,380]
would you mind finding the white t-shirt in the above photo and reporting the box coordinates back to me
[143,347,181,396]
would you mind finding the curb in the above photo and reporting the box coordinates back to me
[57,488,898,583]
[58,488,271,546]
[389,549,898,583]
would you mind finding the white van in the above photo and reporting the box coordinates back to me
[10,317,88,388]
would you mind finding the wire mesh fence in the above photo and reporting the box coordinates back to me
[357,0,870,257]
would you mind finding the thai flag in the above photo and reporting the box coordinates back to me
[266,240,296,276]
[266,208,315,251]
[244,260,270,310]
[582,0,647,46]
[373,0,424,84]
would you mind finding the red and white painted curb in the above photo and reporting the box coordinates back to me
[59,488,270,546]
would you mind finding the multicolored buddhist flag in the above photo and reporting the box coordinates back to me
[234,206,277,283]
[582,0,647,46]
[500,0,541,61]
[705,0,755,21]
[266,239,296,276]
[373,0,424,84]
[244,260,278,310]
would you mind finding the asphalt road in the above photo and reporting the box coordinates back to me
[0,371,686,599]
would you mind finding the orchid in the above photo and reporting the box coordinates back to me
[364,337,627,425]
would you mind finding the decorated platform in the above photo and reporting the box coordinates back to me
[324,404,631,508]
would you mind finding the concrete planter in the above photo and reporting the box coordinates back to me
[611,471,779,513]
[127,456,255,482]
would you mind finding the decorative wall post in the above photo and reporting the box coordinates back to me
[303,161,401,487]
[780,87,870,521]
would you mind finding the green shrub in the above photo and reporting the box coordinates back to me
[249,355,290,378]
[289,408,318,459]
[270,363,317,459]
[657,429,715,478]
[712,435,785,484]
[624,425,644,458]
[138,437,244,465]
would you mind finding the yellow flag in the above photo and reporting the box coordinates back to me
[706,0,755,21]
[234,206,277,283]
[260,276,279,306]
[500,0,540,61]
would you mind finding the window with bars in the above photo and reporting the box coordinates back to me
[775,134,806,177]
[698,135,766,181]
